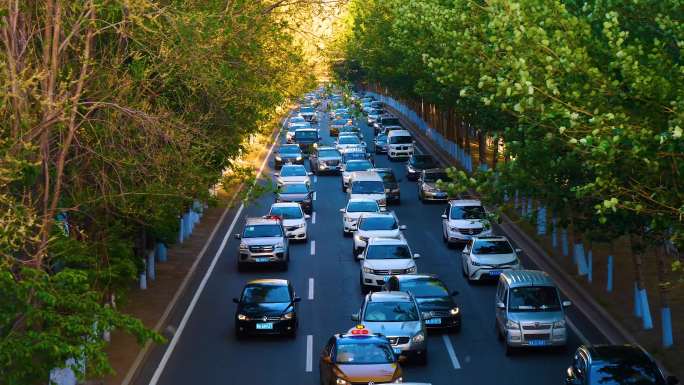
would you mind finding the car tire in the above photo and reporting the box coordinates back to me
[359,274,370,294]
[496,321,503,341]
[442,229,448,243]
[343,229,350,237]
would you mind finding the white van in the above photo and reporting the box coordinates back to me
[348,171,387,210]
[387,130,414,160]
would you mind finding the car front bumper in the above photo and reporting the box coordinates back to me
[238,249,287,265]
[420,189,449,201]
[506,327,567,347]
[467,263,520,280]
[284,225,307,240]
[236,318,297,335]
[446,228,492,243]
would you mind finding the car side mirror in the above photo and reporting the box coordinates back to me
[413,253,421,259]
[421,312,432,320]
[294,296,302,303]
[308,172,313,176]
[451,290,460,296]
[232,298,240,303]
[496,301,506,310]
[273,172,279,177]
[666,376,679,385]
[234,233,241,239]
[351,313,360,322]
[562,300,572,308]
[305,214,311,219]
[339,208,346,213]
[399,225,407,230]
[515,248,523,254]
[441,214,448,219]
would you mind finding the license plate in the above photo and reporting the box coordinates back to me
[255,257,270,263]
[528,339,547,346]
[393,347,402,354]
[256,323,273,330]
[489,270,502,276]
[426,318,442,325]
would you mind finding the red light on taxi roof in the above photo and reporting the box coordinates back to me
[351,328,369,335]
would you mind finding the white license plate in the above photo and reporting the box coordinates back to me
[426,318,442,325]
[256,323,273,330]
[528,339,547,346]
[255,257,270,262]
[392,347,402,354]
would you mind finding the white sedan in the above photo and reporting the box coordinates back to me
[274,164,311,186]
[340,198,380,235]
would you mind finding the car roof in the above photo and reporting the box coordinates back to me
[367,237,408,246]
[473,235,508,242]
[295,128,317,132]
[278,144,301,150]
[367,291,412,302]
[350,171,382,181]
[393,273,439,281]
[585,345,652,364]
[388,129,411,136]
[271,202,302,209]
[245,217,282,226]
[449,199,482,206]
[246,278,289,286]
[501,270,554,288]
[281,164,305,169]
[346,159,371,164]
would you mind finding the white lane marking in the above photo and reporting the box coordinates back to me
[313,191,317,201]
[310,240,316,255]
[313,175,318,183]
[308,278,314,300]
[442,334,461,370]
[312,211,316,224]
[306,335,313,372]
[148,131,280,385]
[567,317,589,345]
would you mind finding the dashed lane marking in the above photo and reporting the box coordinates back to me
[442,334,462,370]
[308,278,314,300]
[306,335,313,372]
[310,240,316,255]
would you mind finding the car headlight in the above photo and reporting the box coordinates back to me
[344,216,354,222]
[237,314,248,321]
[362,266,373,273]
[406,266,417,274]
[470,258,481,266]
[450,227,458,232]
[450,307,460,315]
[506,319,520,330]
[275,243,285,249]
[336,378,350,385]
[297,223,306,228]
[239,243,248,250]
[275,155,282,161]
[412,332,425,344]
[393,377,403,383]
[281,312,294,320]
[296,155,302,160]
[553,320,566,328]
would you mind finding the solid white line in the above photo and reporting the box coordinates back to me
[312,211,316,224]
[308,278,314,300]
[442,334,461,369]
[313,191,317,201]
[313,175,318,183]
[310,240,316,255]
[306,335,313,372]
[567,317,590,345]
[148,131,280,385]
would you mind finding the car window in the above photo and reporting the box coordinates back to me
[364,301,419,322]
[281,166,307,177]
[389,135,412,144]
[299,107,315,113]
[295,131,317,140]
[346,161,373,171]
[359,216,398,230]
[339,136,361,144]
[243,224,283,238]
[350,181,385,194]
[400,278,450,297]
[241,285,290,303]
[347,201,379,213]
[410,155,436,168]
[279,183,309,194]
[423,172,449,183]
[508,286,561,312]
[318,149,341,158]
[279,146,301,154]
[450,205,485,219]
[472,240,513,254]
[335,342,394,364]
[344,152,366,162]
[365,245,411,260]
[269,206,303,219]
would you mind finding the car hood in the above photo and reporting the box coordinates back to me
[415,297,455,312]
[344,212,374,220]
[508,310,564,324]
[363,321,421,337]
[281,218,305,227]
[449,219,488,228]
[318,156,341,162]
[276,153,301,159]
[350,193,386,202]
[363,259,415,270]
[471,253,517,265]
[357,229,401,239]
[239,302,291,317]
[336,364,397,383]
[423,182,445,191]
[278,176,309,184]
[278,192,309,202]
[241,237,282,246]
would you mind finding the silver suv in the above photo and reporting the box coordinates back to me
[352,291,430,365]
[235,216,289,271]
[495,270,571,355]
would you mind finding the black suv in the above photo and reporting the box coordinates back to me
[406,154,438,181]
[233,279,300,338]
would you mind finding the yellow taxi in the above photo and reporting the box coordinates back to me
[319,325,404,384]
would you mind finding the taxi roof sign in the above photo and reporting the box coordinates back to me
[348,324,371,335]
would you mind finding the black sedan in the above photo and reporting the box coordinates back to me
[275,182,313,214]
[233,279,300,338]
[384,274,461,332]
[406,154,438,181]
[274,144,304,169]
[565,344,678,385]
[372,167,400,204]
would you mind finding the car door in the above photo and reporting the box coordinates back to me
[310,149,318,169]
[441,206,450,235]
[495,280,506,331]
[320,337,336,385]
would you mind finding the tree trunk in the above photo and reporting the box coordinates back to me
[478,130,486,167]
[492,136,500,169]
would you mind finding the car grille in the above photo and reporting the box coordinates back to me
[522,323,552,330]
[524,333,550,341]
[285,226,299,231]
[323,159,339,166]
[395,146,410,150]
[387,336,410,345]
[430,310,453,318]
[458,228,483,235]
[372,268,410,275]
[249,245,274,252]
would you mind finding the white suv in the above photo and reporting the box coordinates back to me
[353,212,405,258]
[268,202,310,241]
[441,200,492,246]
[461,236,522,282]
[360,237,419,293]
[348,171,387,210]
[340,198,380,235]
[275,164,312,186]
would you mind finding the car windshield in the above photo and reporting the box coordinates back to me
[339,136,361,145]
[281,166,307,177]
[318,149,341,158]
[389,135,412,144]
[346,161,373,172]
[279,183,308,194]
[333,119,348,126]
[344,153,366,161]
[365,245,411,260]
[400,278,450,298]
[243,224,283,238]
[376,135,387,142]
[295,131,317,140]
[359,216,398,230]
[279,146,300,154]
[351,181,385,194]
[410,155,436,168]
[335,342,395,365]
[340,127,359,133]
[424,172,449,183]
[450,205,485,219]
[290,117,305,123]
[472,240,513,254]
[347,201,379,213]
[508,286,561,312]
[270,206,303,219]
[376,171,396,184]
[369,109,384,115]
[300,107,315,113]
[589,361,665,385]
[381,117,400,126]
[364,301,419,322]
[241,284,290,303]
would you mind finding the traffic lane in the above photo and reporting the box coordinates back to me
[155,142,317,385]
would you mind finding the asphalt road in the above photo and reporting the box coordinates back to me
[136,102,609,385]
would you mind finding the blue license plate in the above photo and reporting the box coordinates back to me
[489,270,502,276]
[426,318,442,325]
[256,323,273,330]
[255,257,270,263]
[393,347,402,354]
[528,339,547,346]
